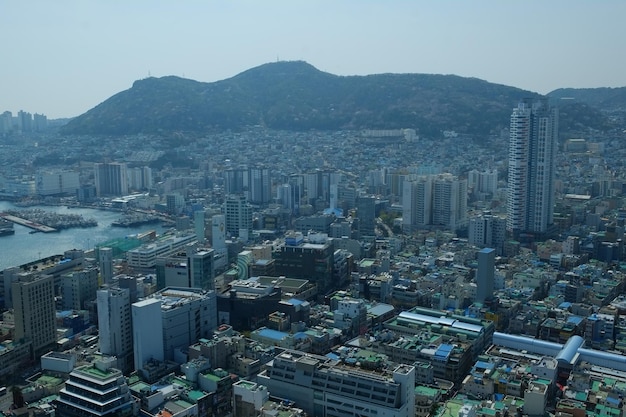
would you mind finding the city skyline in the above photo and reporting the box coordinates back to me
[2,1,626,119]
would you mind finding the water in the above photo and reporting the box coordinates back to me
[0,201,165,270]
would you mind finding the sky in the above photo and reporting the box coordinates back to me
[2,1,626,119]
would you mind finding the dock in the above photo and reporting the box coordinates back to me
[0,213,57,233]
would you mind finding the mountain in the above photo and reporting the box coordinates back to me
[60,61,610,136]
[548,87,626,110]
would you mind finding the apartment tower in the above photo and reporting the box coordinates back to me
[506,99,558,237]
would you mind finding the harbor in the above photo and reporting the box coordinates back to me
[0,212,57,233]
[0,201,167,271]
[1,208,97,232]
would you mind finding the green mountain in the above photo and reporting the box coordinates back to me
[548,87,626,110]
[60,61,610,136]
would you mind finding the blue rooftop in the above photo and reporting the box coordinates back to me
[257,328,289,341]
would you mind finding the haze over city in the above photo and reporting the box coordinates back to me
[2,0,626,119]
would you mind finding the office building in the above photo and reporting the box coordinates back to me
[56,360,135,417]
[126,233,196,269]
[128,166,153,191]
[273,234,335,293]
[506,99,558,236]
[94,162,128,197]
[132,298,164,371]
[13,274,56,357]
[194,209,205,242]
[35,171,80,196]
[468,213,506,253]
[61,267,99,310]
[225,195,252,239]
[134,288,217,364]
[356,195,376,238]
[248,166,272,205]
[99,247,114,284]
[211,214,226,254]
[258,350,415,417]
[165,193,185,215]
[155,247,215,291]
[476,248,496,303]
[97,288,133,373]
[224,167,246,195]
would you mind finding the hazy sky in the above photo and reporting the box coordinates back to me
[2,1,625,119]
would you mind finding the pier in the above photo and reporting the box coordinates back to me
[0,213,57,233]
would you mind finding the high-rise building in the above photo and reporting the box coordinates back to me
[12,274,56,357]
[506,99,558,236]
[94,162,129,197]
[128,166,153,191]
[476,248,495,303]
[247,166,272,205]
[97,288,133,373]
[61,267,99,310]
[35,171,80,196]
[225,195,252,238]
[194,209,205,242]
[224,167,246,195]
[403,174,467,232]
[468,213,506,254]
[211,214,226,254]
[132,298,164,371]
[99,247,114,284]
[468,169,498,196]
[133,288,217,367]
[356,195,377,238]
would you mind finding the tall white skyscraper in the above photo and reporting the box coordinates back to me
[132,298,164,371]
[506,99,558,236]
[97,288,133,373]
[99,247,114,284]
[94,162,128,197]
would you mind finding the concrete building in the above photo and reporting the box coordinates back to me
[356,195,377,238]
[248,166,272,205]
[232,380,269,417]
[56,360,135,417]
[94,162,128,197]
[273,234,335,294]
[35,171,80,196]
[506,99,558,237]
[13,273,56,357]
[258,349,416,417]
[61,267,99,310]
[468,213,506,253]
[126,233,196,269]
[97,288,133,373]
[403,173,467,232]
[132,298,164,371]
[225,195,252,239]
[134,288,217,365]
[155,247,215,291]
[99,247,114,285]
[128,166,152,191]
[476,248,495,303]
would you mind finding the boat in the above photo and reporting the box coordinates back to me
[0,218,15,236]
[111,213,161,228]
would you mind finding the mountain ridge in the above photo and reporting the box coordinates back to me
[60,61,612,136]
